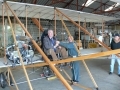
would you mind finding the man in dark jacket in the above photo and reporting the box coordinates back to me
[43,30,68,60]
[109,33,120,76]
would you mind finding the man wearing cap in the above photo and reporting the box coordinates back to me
[109,33,120,76]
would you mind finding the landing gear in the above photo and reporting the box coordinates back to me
[0,72,7,88]
[42,66,53,78]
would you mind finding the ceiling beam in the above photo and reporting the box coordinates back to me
[63,0,73,8]
[94,7,120,14]
[92,0,109,13]
[47,0,65,6]
[80,0,88,11]
[62,2,95,10]
[32,0,37,4]
[96,0,115,7]
[107,3,117,16]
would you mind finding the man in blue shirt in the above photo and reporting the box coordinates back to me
[59,36,80,83]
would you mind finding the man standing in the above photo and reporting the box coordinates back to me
[109,33,120,76]
[59,36,80,83]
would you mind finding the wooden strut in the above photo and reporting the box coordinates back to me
[5,2,73,90]
[102,19,104,35]
[62,69,91,90]
[61,15,63,41]
[101,19,105,50]
[54,9,56,36]
[8,68,19,90]
[55,8,120,58]
[7,68,10,86]
[78,14,80,50]
[5,4,33,90]
[2,3,19,90]
[57,12,71,36]
[84,19,86,49]
[38,12,40,37]
[83,19,98,88]
[57,11,80,55]
[82,59,98,88]
[57,10,98,88]
[13,14,16,36]
[78,16,97,89]
[24,48,120,68]
[25,5,27,30]
[2,3,7,64]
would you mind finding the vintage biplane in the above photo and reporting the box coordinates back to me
[0,0,119,90]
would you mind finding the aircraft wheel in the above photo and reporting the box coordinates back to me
[0,72,6,88]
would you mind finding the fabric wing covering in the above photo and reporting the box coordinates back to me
[0,1,119,22]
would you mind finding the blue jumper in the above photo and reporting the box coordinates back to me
[59,42,80,82]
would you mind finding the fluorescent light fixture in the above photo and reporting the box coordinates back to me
[105,3,120,11]
[82,0,96,7]
[110,0,120,3]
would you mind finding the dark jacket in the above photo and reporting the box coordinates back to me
[111,39,120,50]
[59,42,78,57]
[43,36,56,54]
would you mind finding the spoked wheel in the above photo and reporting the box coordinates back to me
[43,66,53,78]
[0,72,7,88]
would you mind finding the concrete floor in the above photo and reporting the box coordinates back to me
[2,58,120,90]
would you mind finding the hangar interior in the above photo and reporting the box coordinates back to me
[0,0,120,90]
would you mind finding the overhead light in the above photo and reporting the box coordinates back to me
[110,0,120,3]
[105,3,120,11]
[82,0,96,7]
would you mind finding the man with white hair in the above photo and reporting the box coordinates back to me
[43,30,68,60]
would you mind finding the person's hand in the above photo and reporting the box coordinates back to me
[58,46,61,49]
[54,41,59,48]
[56,41,60,45]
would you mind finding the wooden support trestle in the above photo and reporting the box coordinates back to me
[62,69,92,90]
[82,60,98,89]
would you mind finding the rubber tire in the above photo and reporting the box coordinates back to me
[0,72,6,88]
